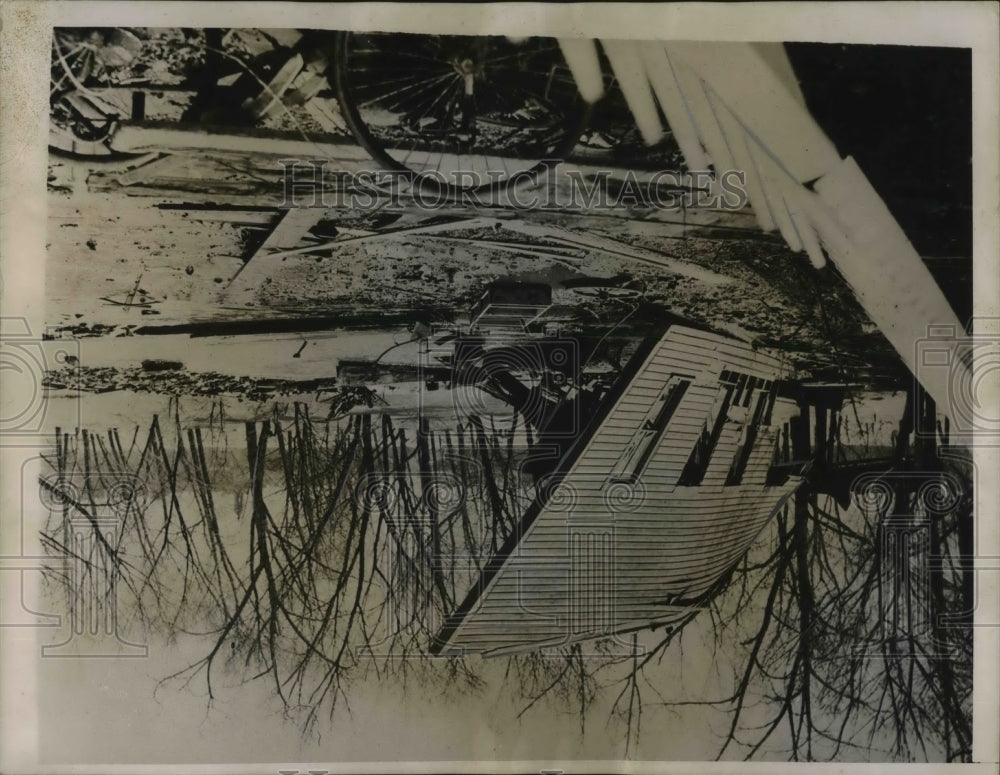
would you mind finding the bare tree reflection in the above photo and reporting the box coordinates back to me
[40,386,972,759]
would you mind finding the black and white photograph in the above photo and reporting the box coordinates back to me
[1,2,998,771]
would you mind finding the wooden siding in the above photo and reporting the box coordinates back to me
[436,326,802,656]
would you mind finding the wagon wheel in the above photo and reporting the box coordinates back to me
[332,32,591,195]
[49,29,141,157]
[50,30,100,99]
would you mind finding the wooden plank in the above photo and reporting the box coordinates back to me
[110,123,373,160]
[225,207,328,293]
[501,220,732,286]
[261,215,495,261]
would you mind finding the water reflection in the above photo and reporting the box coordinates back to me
[36,376,973,759]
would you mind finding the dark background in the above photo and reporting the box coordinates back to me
[786,43,973,324]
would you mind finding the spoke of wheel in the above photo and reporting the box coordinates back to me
[442,90,463,134]
[412,150,435,174]
[437,153,462,185]
[480,45,559,67]
[391,76,461,140]
[382,80,464,161]
[354,71,456,112]
[349,49,450,67]
[497,79,554,111]
[484,155,509,182]
[420,78,463,129]
[479,88,557,152]
[52,39,95,96]
[373,78,450,117]
[51,44,90,96]
[481,78,563,129]
[466,152,492,185]
[388,126,425,164]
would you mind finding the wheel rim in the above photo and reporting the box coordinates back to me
[50,31,117,156]
[51,32,98,101]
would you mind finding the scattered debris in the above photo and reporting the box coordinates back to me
[44,364,342,402]
[141,358,184,372]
